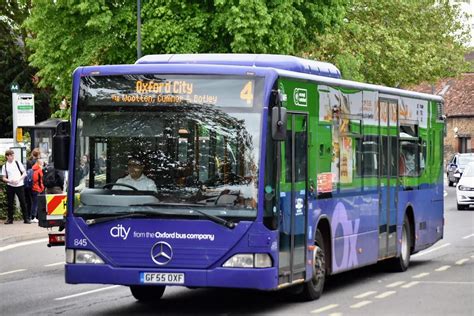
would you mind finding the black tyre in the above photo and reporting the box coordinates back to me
[301,229,326,301]
[387,216,411,272]
[130,285,166,302]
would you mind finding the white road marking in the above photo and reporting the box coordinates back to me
[0,238,48,252]
[419,281,474,285]
[462,234,474,239]
[311,304,339,314]
[54,285,120,301]
[386,281,405,288]
[329,313,343,316]
[44,262,64,267]
[350,301,372,308]
[375,291,396,299]
[0,269,27,276]
[412,243,450,257]
[401,281,419,288]
[354,291,377,299]
[412,272,430,279]
[435,265,451,272]
[455,258,469,265]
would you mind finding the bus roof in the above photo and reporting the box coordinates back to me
[274,68,444,103]
[135,54,342,79]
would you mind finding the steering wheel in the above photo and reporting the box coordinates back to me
[102,182,138,191]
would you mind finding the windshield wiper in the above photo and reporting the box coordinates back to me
[186,207,236,229]
[85,211,164,226]
[128,202,236,229]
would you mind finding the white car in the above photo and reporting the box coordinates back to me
[456,162,474,210]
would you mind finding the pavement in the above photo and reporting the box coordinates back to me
[0,219,53,247]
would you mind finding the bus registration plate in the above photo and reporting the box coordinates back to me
[140,272,185,284]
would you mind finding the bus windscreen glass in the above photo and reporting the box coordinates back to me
[74,74,264,220]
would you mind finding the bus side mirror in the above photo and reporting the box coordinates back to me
[272,107,287,141]
[53,134,70,170]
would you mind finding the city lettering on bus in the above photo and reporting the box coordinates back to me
[58,54,444,302]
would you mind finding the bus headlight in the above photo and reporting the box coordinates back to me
[66,249,104,264]
[223,253,272,268]
[76,250,104,264]
[254,253,272,268]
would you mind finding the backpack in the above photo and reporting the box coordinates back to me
[43,165,59,188]
[24,169,34,188]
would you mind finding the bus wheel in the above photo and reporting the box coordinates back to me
[301,230,326,301]
[130,285,166,302]
[388,216,411,272]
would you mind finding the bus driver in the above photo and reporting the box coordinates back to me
[115,158,157,192]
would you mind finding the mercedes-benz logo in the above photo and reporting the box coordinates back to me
[150,241,173,265]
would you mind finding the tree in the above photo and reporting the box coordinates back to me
[140,0,348,54]
[306,0,471,87]
[0,0,51,138]
[24,0,348,105]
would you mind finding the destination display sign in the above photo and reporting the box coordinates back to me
[81,75,261,108]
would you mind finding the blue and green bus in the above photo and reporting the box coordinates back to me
[58,54,445,301]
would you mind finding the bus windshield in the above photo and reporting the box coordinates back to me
[74,74,264,219]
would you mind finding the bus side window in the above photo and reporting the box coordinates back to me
[400,141,419,177]
[362,136,378,177]
[420,140,426,173]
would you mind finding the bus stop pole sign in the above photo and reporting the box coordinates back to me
[12,92,35,145]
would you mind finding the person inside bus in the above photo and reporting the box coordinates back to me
[399,148,416,177]
[74,154,89,190]
[78,154,89,181]
[114,158,157,192]
[93,151,107,175]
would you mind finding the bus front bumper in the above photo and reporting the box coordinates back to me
[65,264,279,290]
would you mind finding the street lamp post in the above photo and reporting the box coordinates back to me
[137,0,142,60]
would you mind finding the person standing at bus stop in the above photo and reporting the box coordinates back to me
[25,148,40,221]
[30,158,45,223]
[1,149,30,224]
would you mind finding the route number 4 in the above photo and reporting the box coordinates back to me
[240,81,253,105]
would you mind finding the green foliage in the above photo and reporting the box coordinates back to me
[0,0,53,138]
[24,0,470,106]
[24,0,136,108]
[24,0,348,103]
[308,0,471,87]
[51,108,71,120]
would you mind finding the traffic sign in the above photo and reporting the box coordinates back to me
[10,82,19,92]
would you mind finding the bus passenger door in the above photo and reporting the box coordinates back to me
[378,99,399,259]
[278,113,308,285]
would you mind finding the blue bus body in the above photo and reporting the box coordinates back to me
[64,54,444,300]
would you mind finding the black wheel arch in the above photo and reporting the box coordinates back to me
[314,216,332,275]
[403,204,415,254]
